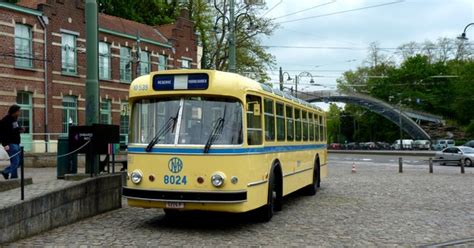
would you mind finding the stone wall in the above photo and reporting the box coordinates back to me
[0,173,123,244]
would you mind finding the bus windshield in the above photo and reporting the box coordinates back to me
[131,96,243,146]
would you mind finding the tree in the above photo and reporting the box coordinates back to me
[335,37,474,142]
[327,104,342,143]
[98,0,180,26]
[190,0,277,82]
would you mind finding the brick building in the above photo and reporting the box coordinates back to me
[0,1,198,152]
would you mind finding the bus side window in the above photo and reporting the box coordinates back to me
[315,114,320,142]
[302,110,308,141]
[246,95,262,145]
[286,105,294,141]
[264,98,275,141]
[309,113,314,141]
[295,109,302,141]
[276,102,285,142]
[319,115,323,142]
[322,116,326,142]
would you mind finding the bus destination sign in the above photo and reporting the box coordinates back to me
[152,74,209,91]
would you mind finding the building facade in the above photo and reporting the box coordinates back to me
[0,1,198,152]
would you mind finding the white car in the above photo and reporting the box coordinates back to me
[434,146,474,167]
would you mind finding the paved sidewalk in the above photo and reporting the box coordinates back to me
[0,166,123,208]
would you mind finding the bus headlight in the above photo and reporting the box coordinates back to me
[211,172,225,187]
[130,170,143,184]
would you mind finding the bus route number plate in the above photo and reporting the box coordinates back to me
[166,202,184,209]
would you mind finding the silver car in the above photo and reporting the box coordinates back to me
[435,146,474,167]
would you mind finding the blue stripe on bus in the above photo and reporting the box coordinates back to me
[128,144,327,155]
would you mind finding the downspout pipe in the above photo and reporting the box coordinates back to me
[38,15,48,152]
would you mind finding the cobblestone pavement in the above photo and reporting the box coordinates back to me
[6,158,474,247]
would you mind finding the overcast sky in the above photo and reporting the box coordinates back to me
[258,0,473,94]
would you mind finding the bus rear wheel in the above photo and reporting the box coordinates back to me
[303,159,320,196]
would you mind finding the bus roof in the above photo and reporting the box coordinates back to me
[129,69,323,112]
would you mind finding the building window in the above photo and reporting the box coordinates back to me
[120,102,129,146]
[181,59,191,69]
[139,51,150,76]
[14,24,33,68]
[16,92,32,135]
[100,99,112,124]
[99,42,111,80]
[61,33,77,74]
[246,95,262,145]
[120,47,132,82]
[264,98,275,141]
[286,105,294,141]
[159,55,167,70]
[62,96,78,133]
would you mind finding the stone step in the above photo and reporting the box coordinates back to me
[0,178,33,193]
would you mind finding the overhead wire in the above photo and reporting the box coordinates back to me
[261,0,283,17]
[271,0,336,20]
[276,0,405,24]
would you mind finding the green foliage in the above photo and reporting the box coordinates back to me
[188,0,277,82]
[98,0,180,26]
[466,120,474,139]
[337,38,474,142]
[326,104,342,143]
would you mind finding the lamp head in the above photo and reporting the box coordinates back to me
[457,33,468,40]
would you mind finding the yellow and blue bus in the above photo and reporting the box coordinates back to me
[123,70,327,221]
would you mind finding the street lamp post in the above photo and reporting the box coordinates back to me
[279,67,292,91]
[293,71,315,98]
[228,0,236,72]
[457,23,474,40]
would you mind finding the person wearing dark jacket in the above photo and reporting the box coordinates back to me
[0,105,23,180]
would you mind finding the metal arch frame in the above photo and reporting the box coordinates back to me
[305,91,431,140]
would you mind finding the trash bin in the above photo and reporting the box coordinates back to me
[57,136,78,179]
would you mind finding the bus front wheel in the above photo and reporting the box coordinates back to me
[256,169,280,222]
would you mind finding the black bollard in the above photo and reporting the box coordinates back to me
[429,158,433,174]
[460,159,465,174]
[399,157,403,173]
[20,146,24,200]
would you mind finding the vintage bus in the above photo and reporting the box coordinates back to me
[123,70,328,221]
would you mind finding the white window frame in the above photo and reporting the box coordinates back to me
[14,24,33,68]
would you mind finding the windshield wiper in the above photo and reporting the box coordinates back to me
[203,105,227,153]
[145,109,180,152]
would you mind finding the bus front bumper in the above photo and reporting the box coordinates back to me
[123,187,247,203]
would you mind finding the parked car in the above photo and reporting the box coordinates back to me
[376,142,391,150]
[413,140,430,150]
[329,143,342,150]
[432,139,455,151]
[392,139,414,150]
[434,146,474,167]
[463,140,474,148]
[346,142,360,150]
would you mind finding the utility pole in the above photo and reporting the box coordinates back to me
[399,101,403,151]
[294,75,298,98]
[85,0,99,174]
[279,67,283,91]
[228,0,236,72]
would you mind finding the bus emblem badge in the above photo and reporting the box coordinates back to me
[168,157,183,173]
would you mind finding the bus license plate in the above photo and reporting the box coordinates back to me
[166,202,184,209]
